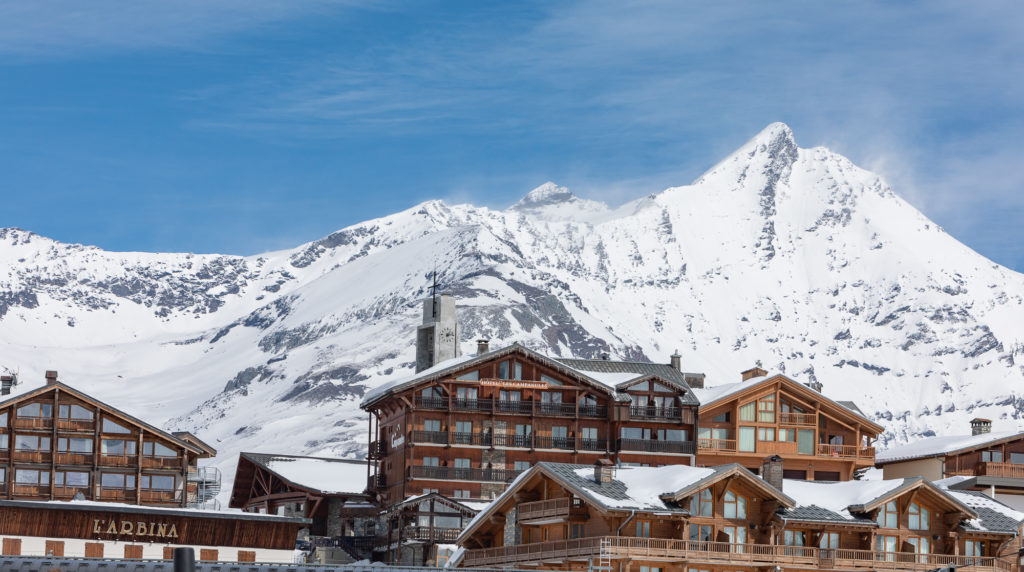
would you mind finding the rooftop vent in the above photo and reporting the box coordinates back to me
[741,366,767,381]
[805,381,823,393]
[476,339,490,356]
[45,370,58,385]
[971,418,992,436]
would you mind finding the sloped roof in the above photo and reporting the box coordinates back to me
[556,359,702,405]
[0,382,203,455]
[946,490,1024,534]
[876,431,1023,464]
[779,477,980,525]
[239,452,368,496]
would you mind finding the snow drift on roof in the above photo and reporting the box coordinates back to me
[876,431,1022,463]
[262,455,367,495]
[361,353,479,405]
[569,464,716,510]
[782,478,908,520]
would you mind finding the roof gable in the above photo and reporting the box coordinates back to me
[661,464,796,508]
[232,452,369,499]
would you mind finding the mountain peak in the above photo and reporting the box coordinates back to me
[510,182,576,210]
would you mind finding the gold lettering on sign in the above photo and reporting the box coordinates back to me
[157,523,168,537]
[167,524,178,539]
[106,521,118,534]
[93,519,103,534]
[120,521,134,535]
[91,519,178,538]
[136,522,148,535]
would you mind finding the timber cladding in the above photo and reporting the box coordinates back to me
[0,505,301,550]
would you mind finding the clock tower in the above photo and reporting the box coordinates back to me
[415,293,461,373]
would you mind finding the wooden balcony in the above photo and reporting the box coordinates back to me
[972,462,1024,479]
[55,452,93,465]
[537,402,577,417]
[618,438,695,455]
[141,456,183,470]
[368,440,387,459]
[97,488,138,502]
[780,412,816,425]
[140,489,181,503]
[461,536,1013,571]
[628,406,695,424]
[698,438,736,452]
[517,497,587,523]
[496,400,534,415]
[453,398,494,412]
[817,444,875,459]
[400,526,461,542]
[57,419,96,432]
[12,417,53,430]
[53,485,90,499]
[698,439,874,460]
[12,450,52,463]
[409,465,522,483]
[413,396,448,410]
[12,484,51,497]
[99,454,138,467]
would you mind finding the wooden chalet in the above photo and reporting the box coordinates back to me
[457,457,1024,572]
[0,371,216,507]
[877,419,1024,511]
[378,491,484,565]
[693,367,883,480]
[361,342,702,506]
[229,452,376,560]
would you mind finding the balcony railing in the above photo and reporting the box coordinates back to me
[578,405,609,418]
[697,439,874,459]
[141,456,183,470]
[140,489,181,503]
[817,444,875,459]
[959,462,1024,479]
[409,465,522,483]
[698,438,737,452]
[13,450,52,463]
[618,439,695,455]
[492,434,533,448]
[52,485,91,499]
[533,436,575,450]
[517,497,587,522]
[367,473,386,490]
[368,440,387,459]
[461,536,1012,571]
[12,417,53,430]
[413,397,448,410]
[411,430,451,445]
[99,454,137,467]
[55,452,93,465]
[538,402,576,416]
[400,526,462,543]
[628,406,691,422]
[578,438,608,452]
[97,488,137,502]
[57,419,96,432]
[453,398,494,412]
[496,400,534,415]
[779,412,816,425]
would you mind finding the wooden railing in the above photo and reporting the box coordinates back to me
[56,419,95,432]
[13,450,51,463]
[461,536,1012,571]
[99,454,137,467]
[52,485,90,499]
[140,489,180,503]
[409,465,522,483]
[629,406,695,423]
[141,456,183,470]
[975,462,1024,479]
[698,438,737,452]
[11,484,51,496]
[12,417,53,430]
[453,398,494,412]
[368,440,387,459]
[400,526,462,542]
[97,488,137,501]
[779,412,816,425]
[817,444,875,459]
[518,497,586,522]
[55,452,93,465]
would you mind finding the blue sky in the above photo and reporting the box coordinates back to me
[2,1,1023,270]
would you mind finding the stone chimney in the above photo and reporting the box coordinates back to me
[805,381,823,393]
[476,339,490,356]
[44,370,58,385]
[670,351,682,371]
[0,375,12,396]
[741,366,768,382]
[594,458,615,485]
[761,455,784,491]
[971,418,992,436]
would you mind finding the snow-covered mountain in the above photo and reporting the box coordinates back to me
[2,122,1022,493]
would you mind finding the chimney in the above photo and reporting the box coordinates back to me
[476,339,490,356]
[971,418,992,436]
[741,366,767,382]
[670,350,682,371]
[805,381,823,393]
[0,375,12,396]
[44,370,58,385]
[761,455,784,491]
[594,458,615,485]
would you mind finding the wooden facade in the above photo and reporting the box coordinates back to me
[0,373,216,507]
[458,461,1023,572]
[378,492,479,565]
[361,344,700,506]
[695,369,882,480]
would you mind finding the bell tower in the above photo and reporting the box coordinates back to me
[415,277,461,372]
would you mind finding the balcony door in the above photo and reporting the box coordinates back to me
[738,427,755,452]
[797,429,814,455]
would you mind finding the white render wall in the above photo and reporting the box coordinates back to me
[2,535,297,563]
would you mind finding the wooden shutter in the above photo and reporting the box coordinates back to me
[85,542,104,558]
[163,546,175,560]
[199,548,218,561]
[2,538,21,556]
[237,550,256,562]
[44,540,64,557]
[124,544,143,559]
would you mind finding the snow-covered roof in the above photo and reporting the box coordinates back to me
[876,431,1024,464]
[945,489,1024,534]
[242,452,368,495]
[779,478,910,523]
[2,498,308,523]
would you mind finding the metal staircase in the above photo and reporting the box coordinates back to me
[186,466,222,510]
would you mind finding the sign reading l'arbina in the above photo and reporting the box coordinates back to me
[92,519,179,538]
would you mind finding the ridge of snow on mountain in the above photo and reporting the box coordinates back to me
[2,122,1023,498]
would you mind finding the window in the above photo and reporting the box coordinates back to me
[639,567,662,572]
[711,412,730,423]
[722,525,746,551]
[85,543,104,558]
[456,386,477,400]
[500,390,521,402]
[101,439,136,455]
[659,429,686,442]
[569,523,585,539]
[688,524,712,541]
[424,419,441,432]
[101,418,131,434]
[965,540,986,557]
[876,500,898,528]
[421,386,444,400]
[454,458,471,468]
[17,403,52,418]
[499,360,522,380]
[423,457,440,467]
[101,473,135,489]
[142,441,177,457]
[757,395,775,423]
[0,412,6,425]
[551,426,568,446]
[141,475,176,490]
[819,532,839,549]
[15,434,50,451]
[778,428,796,442]
[783,530,805,546]
[581,427,598,441]
[453,489,470,498]
[55,471,89,487]
[541,391,562,403]
[15,469,49,485]
[514,461,530,471]
[876,535,898,561]
[739,402,756,422]
[757,427,775,441]
[908,502,930,530]
[621,426,651,440]
[57,437,93,453]
[689,488,712,517]
[981,450,1003,463]
[455,421,473,438]
[44,540,64,557]
[635,520,651,537]
[1011,452,1024,465]
[3,538,21,556]
[723,490,747,519]
[456,370,479,381]
[199,549,218,562]
[58,404,94,420]
[797,429,815,455]
[738,427,756,452]
[907,537,930,562]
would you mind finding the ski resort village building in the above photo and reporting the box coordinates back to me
[693,367,884,481]
[0,371,307,562]
[457,458,1024,571]
[877,419,1024,511]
